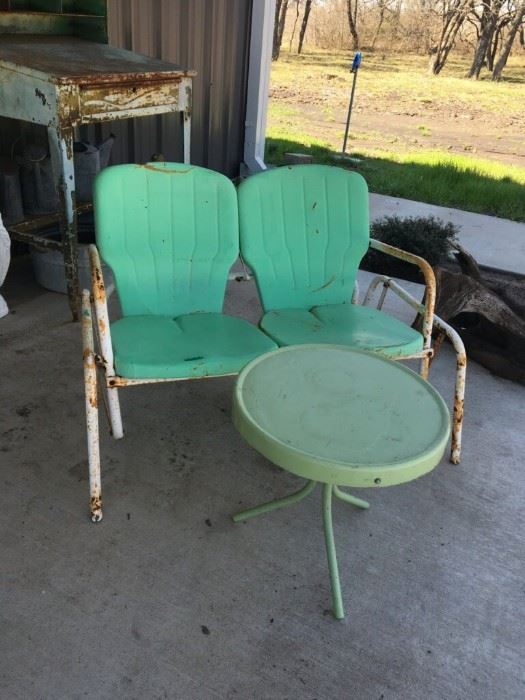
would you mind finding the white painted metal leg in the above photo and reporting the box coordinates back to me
[82,290,103,522]
[434,315,467,464]
[362,276,467,463]
[106,386,123,440]
[88,245,124,440]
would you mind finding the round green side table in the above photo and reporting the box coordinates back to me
[232,344,450,619]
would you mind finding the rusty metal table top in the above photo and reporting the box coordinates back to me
[0,35,196,85]
[0,32,194,320]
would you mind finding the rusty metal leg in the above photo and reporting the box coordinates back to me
[420,354,430,380]
[82,290,103,522]
[450,352,467,465]
[434,314,467,464]
[183,80,192,164]
[88,245,124,440]
[429,331,446,368]
[48,125,79,321]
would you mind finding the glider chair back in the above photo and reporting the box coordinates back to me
[81,163,275,522]
[95,161,238,317]
[238,164,369,312]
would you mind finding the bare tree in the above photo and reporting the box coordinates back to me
[467,0,505,78]
[272,0,289,61]
[289,0,301,52]
[346,0,360,49]
[492,0,525,79]
[371,0,396,49]
[298,0,313,53]
[429,0,473,75]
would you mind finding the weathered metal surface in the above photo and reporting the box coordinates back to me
[0,32,193,318]
[0,0,108,43]
[0,12,108,42]
[0,36,194,130]
[369,238,437,379]
[81,289,102,522]
[6,201,92,237]
[433,315,467,466]
[1,0,250,174]
[0,35,193,84]
[88,245,123,439]
[0,63,57,124]
[363,273,466,464]
[80,81,181,117]
[105,373,238,389]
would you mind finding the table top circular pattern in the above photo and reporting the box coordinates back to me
[233,345,451,488]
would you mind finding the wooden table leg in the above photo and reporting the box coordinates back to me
[48,125,79,321]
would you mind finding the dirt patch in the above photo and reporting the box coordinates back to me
[270,84,525,168]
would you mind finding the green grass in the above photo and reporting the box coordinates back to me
[265,131,525,221]
[267,48,525,221]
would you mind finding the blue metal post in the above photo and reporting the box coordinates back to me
[341,51,362,156]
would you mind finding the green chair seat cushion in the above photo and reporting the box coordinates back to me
[260,304,424,358]
[233,345,450,488]
[111,313,277,379]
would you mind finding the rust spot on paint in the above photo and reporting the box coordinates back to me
[139,163,192,174]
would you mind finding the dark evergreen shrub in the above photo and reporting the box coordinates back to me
[362,215,459,281]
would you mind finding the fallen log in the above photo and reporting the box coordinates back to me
[434,245,525,384]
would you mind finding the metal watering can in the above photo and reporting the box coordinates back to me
[19,134,114,214]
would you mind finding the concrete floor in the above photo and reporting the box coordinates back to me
[1,258,524,700]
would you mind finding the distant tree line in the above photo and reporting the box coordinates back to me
[272,0,525,80]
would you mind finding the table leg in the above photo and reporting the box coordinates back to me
[322,484,345,620]
[232,479,316,522]
[333,485,369,509]
[48,125,79,321]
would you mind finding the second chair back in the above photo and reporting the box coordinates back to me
[238,165,370,311]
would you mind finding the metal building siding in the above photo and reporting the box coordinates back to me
[101,0,253,176]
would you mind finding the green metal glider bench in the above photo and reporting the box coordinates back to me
[237,164,466,463]
[81,163,276,522]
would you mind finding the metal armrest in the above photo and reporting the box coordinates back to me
[368,238,436,356]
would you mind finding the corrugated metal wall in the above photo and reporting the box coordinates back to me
[99,0,253,176]
[0,0,253,177]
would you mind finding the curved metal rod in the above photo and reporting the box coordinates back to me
[232,480,317,522]
[363,275,466,464]
[432,315,467,465]
[333,485,369,509]
[369,240,436,379]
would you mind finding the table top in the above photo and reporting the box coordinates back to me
[0,35,195,85]
[233,345,450,488]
